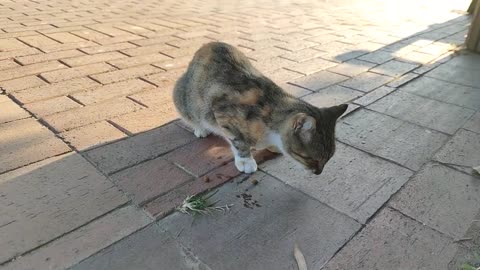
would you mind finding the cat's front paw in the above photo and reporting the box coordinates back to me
[235,157,257,174]
[193,127,211,138]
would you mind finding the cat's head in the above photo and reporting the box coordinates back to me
[281,104,348,175]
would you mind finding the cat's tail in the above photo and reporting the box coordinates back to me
[294,243,308,270]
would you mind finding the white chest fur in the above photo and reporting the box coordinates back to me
[255,131,284,153]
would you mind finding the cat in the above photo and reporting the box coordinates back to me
[173,42,347,175]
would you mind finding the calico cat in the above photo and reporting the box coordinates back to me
[173,42,347,175]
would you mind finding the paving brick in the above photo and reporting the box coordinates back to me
[40,62,117,83]
[3,206,151,270]
[0,59,19,70]
[43,97,143,132]
[337,109,448,170]
[434,129,480,175]
[0,98,30,124]
[70,29,111,42]
[0,61,67,82]
[266,68,304,83]
[41,41,98,53]
[109,53,171,68]
[110,105,178,134]
[94,35,144,45]
[339,71,393,92]
[426,53,480,89]
[121,44,177,57]
[251,57,296,73]
[70,223,207,270]
[62,51,127,67]
[290,70,349,91]
[278,82,311,97]
[370,59,420,77]
[400,76,480,110]
[80,42,137,55]
[155,172,361,269]
[463,112,480,134]
[0,75,47,93]
[0,38,31,51]
[323,207,458,270]
[368,91,474,134]
[24,96,82,117]
[396,51,437,65]
[140,68,183,89]
[0,153,128,263]
[247,47,287,61]
[353,86,395,106]
[18,34,60,48]
[91,65,162,84]
[153,56,191,70]
[112,158,193,205]
[46,32,87,43]
[0,118,71,173]
[84,122,196,174]
[71,79,154,104]
[327,59,377,77]
[302,85,362,108]
[16,49,85,65]
[386,72,419,88]
[357,50,395,64]
[13,77,99,104]
[60,121,127,151]
[261,143,413,222]
[280,48,326,62]
[165,135,232,177]
[0,47,41,60]
[285,57,337,75]
[390,163,480,239]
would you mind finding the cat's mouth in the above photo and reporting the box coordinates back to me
[291,151,324,175]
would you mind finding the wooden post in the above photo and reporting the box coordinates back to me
[466,0,480,52]
[468,0,478,13]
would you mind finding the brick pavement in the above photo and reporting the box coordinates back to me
[1,0,479,269]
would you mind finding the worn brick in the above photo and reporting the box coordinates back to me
[24,96,82,117]
[370,59,420,77]
[279,83,311,97]
[0,38,30,51]
[0,153,128,262]
[0,98,30,124]
[3,206,151,270]
[280,48,326,62]
[45,32,87,44]
[140,68,183,89]
[18,34,60,48]
[353,86,395,106]
[153,56,191,70]
[109,53,171,68]
[43,97,143,132]
[41,41,98,53]
[110,105,178,134]
[121,44,177,57]
[1,61,67,82]
[13,77,99,104]
[60,121,126,151]
[251,57,296,73]
[144,162,241,219]
[463,112,480,134]
[0,75,47,92]
[357,50,395,64]
[165,136,232,177]
[80,42,137,54]
[40,62,117,83]
[111,158,193,205]
[368,91,474,134]
[16,49,85,65]
[434,129,480,174]
[91,65,162,84]
[0,118,71,173]
[285,57,337,75]
[303,85,362,108]
[340,71,393,92]
[266,68,304,83]
[247,47,287,61]
[291,70,349,91]
[323,208,457,270]
[327,59,377,77]
[84,122,196,174]
[0,59,19,70]
[62,52,127,67]
[71,79,154,104]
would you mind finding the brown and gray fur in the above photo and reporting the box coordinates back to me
[173,42,347,175]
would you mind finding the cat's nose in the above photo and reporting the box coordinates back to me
[313,162,325,175]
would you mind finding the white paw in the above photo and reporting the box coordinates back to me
[235,157,258,173]
[193,128,210,138]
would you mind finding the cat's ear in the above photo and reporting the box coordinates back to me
[293,113,316,133]
[330,104,348,119]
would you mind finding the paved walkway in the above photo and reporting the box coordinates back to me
[1,0,479,269]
